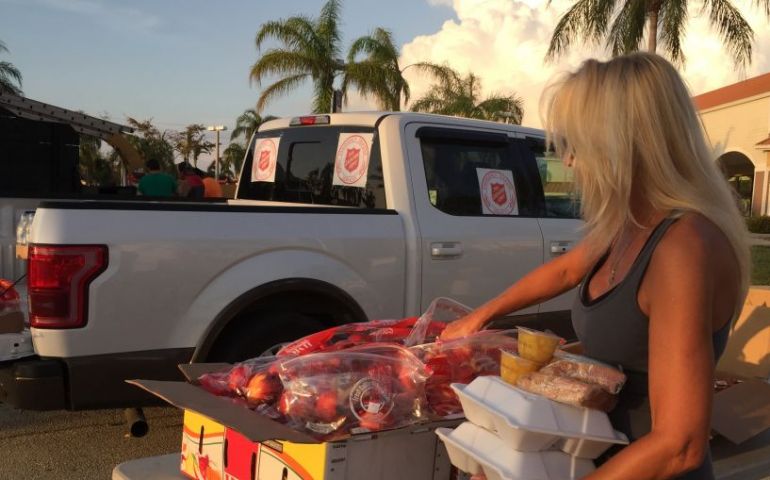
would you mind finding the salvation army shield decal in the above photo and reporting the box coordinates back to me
[491,182,507,206]
[345,148,360,173]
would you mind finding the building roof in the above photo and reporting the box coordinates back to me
[0,91,133,137]
[757,135,770,150]
[693,71,770,111]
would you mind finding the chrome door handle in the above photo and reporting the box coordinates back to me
[550,241,574,256]
[431,242,463,258]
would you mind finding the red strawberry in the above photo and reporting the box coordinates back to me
[315,391,338,422]
[358,412,383,431]
[227,365,251,394]
[245,372,283,405]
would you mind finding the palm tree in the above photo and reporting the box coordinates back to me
[250,0,410,113]
[208,142,247,181]
[0,40,22,95]
[79,134,118,186]
[546,0,767,68]
[171,124,213,168]
[231,109,278,141]
[344,28,410,111]
[250,0,344,113]
[410,63,524,123]
[125,117,176,173]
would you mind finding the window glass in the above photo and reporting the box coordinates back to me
[527,137,580,219]
[238,127,386,209]
[420,138,525,216]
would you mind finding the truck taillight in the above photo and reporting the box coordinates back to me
[28,245,108,329]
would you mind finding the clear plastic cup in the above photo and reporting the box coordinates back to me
[500,349,542,386]
[517,327,563,364]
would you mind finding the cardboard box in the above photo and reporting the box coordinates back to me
[130,364,459,480]
[717,286,770,380]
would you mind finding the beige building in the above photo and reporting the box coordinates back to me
[694,73,770,216]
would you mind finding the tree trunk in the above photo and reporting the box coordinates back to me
[647,4,659,52]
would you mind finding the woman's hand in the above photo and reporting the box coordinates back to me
[440,310,488,341]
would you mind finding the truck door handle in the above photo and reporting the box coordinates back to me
[431,242,463,258]
[550,241,574,256]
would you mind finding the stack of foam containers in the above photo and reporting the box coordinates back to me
[436,376,629,480]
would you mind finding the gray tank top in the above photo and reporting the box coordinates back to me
[572,214,731,479]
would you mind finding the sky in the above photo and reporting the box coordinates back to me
[1,0,769,168]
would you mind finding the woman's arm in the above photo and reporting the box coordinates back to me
[440,240,596,340]
[584,221,717,479]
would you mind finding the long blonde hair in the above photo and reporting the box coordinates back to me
[542,52,750,308]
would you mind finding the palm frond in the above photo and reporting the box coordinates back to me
[317,0,342,61]
[606,0,647,56]
[249,49,317,85]
[412,62,460,90]
[256,73,309,113]
[0,40,7,54]
[704,0,754,69]
[255,17,316,52]
[312,73,336,114]
[546,0,605,61]
[347,35,381,62]
[410,93,447,114]
[659,0,688,65]
[344,61,396,110]
[476,95,524,123]
[0,61,23,94]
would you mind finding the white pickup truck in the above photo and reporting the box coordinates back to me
[0,112,581,410]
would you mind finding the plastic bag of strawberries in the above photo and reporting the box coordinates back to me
[409,330,519,417]
[276,297,472,356]
[199,344,429,440]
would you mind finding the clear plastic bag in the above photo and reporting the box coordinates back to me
[410,330,519,417]
[198,356,285,408]
[542,351,626,395]
[277,297,471,356]
[515,372,618,412]
[277,344,429,439]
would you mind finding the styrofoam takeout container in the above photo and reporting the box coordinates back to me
[436,422,595,480]
[452,376,629,458]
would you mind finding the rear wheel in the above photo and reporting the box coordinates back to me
[206,311,325,363]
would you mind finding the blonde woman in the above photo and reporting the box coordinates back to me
[441,52,748,480]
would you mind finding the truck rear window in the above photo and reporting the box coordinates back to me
[237,126,386,209]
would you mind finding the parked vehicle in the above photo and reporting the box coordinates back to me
[0,112,582,410]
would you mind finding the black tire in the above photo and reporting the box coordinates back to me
[206,311,326,363]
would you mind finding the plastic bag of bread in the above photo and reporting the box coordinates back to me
[516,372,618,412]
[540,351,626,395]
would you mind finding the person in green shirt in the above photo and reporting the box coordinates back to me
[138,159,177,197]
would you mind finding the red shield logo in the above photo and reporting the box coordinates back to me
[491,183,507,206]
[345,148,360,172]
[258,150,271,171]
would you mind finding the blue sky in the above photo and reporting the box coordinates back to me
[0,0,454,133]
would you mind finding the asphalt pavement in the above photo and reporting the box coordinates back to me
[0,403,182,480]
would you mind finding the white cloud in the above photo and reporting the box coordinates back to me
[399,0,770,127]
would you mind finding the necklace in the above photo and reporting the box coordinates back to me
[607,227,636,286]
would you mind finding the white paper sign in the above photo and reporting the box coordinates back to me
[251,137,281,183]
[333,133,374,188]
[477,168,518,215]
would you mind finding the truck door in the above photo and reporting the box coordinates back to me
[405,124,544,319]
[524,136,583,321]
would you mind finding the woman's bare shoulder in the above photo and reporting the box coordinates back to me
[646,211,738,303]
[655,212,732,261]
